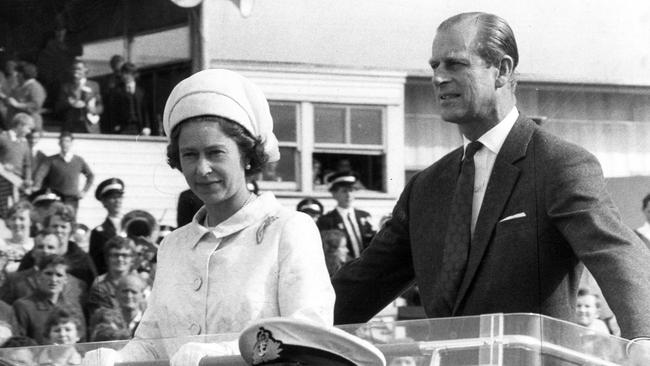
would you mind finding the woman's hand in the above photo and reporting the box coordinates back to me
[170,342,238,366]
[81,348,121,366]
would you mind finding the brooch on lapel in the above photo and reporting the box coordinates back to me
[257,216,279,244]
[252,327,283,364]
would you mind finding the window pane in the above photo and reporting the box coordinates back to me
[262,146,296,182]
[350,108,382,145]
[269,104,297,142]
[314,106,346,143]
[313,152,385,192]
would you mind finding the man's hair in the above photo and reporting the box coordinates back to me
[38,254,68,272]
[642,194,650,210]
[44,203,76,228]
[103,235,136,263]
[59,130,74,141]
[1,335,38,348]
[439,12,519,86]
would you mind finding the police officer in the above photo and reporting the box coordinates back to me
[89,178,124,275]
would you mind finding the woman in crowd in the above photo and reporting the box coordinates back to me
[0,201,35,276]
[321,229,349,276]
[86,236,137,317]
[85,69,334,366]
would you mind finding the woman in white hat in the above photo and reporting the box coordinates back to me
[83,69,334,366]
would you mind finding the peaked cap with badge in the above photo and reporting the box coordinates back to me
[239,317,385,366]
[94,177,125,201]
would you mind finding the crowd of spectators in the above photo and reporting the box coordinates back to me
[0,52,152,137]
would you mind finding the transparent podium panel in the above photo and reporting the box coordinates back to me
[1,313,647,366]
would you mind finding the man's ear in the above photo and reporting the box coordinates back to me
[495,55,515,88]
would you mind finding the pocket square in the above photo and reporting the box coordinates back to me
[499,212,526,222]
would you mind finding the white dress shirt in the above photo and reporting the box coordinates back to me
[462,107,519,234]
[335,206,362,257]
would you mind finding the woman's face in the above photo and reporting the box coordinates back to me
[7,209,30,237]
[48,215,72,244]
[34,234,61,261]
[178,120,249,209]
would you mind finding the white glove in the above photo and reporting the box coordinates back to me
[81,348,121,366]
[170,342,238,366]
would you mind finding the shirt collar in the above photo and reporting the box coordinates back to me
[60,152,74,162]
[335,206,353,217]
[182,192,280,249]
[7,130,17,142]
[463,106,519,155]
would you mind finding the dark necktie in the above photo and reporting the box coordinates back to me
[432,141,483,315]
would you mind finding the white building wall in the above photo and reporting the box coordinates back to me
[204,0,650,86]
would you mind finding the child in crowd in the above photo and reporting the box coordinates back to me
[575,288,610,334]
[321,229,349,277]
[37,308,82,366]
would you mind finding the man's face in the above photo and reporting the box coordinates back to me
[576,294,599,326]
[17,122,33,138]
[37,264,67,296]
[117,279,145,311]
[33,234,61,263]
[332,186,355,209]
[71,62,86,81]
[102,192,123,216]
[59,136,73,154]
[643,203,650,223]
[429,21,500,127]
[108,248,133,274]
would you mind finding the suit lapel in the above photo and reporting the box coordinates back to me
[453,116,536,313]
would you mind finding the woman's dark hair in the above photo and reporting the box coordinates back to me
[166,116,267,177]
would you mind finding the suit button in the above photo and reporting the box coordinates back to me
[193,277,202,291]
[189,323,201,335]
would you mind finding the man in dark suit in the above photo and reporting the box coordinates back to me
[332,12,650,343]
[317,172,376,259]
[89,178,124,275]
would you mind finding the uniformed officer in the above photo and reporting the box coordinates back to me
[317,172,376,259]
[89,177,124,274]
[239,317,386,366]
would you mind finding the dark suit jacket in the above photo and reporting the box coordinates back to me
[333,115,650,339]
[106,86,150,134]
[317,208,376,256]
[89,217,119,275]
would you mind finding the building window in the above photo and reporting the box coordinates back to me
[313,104,385,192]
[259,102,299,189]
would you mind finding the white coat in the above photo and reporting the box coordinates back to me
[118,192,335,361]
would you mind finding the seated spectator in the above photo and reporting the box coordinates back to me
[296,197,324,222]
[0,62,46,132]
[1,229,87,307]
[321,229,349,277]
[576,288,610,334]
[115,274,147,336]
[87,236,137,317]
[55,59,103,134]
[12,254,84,344]
[0,112,34,181]
[0,60,19,130]
[38,308,82,365]
[71,223,90,253]
[28,188,62,234]
[0,336,38,366]
[121,210,158,283]
[0,201,35,274]
[88,307,128,342]
[19,205,97,288]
